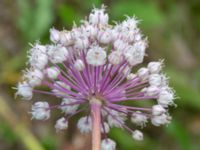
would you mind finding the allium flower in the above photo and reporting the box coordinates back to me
[16,5,175,150]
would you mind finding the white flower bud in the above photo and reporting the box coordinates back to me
[131,111,148,127]
[86,46,107,66]
[30,54,48,70]
[124,46,145,66]
[151,114,171,126]
[74,36,89,50]
[74,59,85,71]
[108,51,123,65]
[157,74,168,87]
[50,28,60,43]
[29,45,48,69]
[122,17,138,31]
[101,122,110,133]
[149,74,162,86]
[101,138,116,150]
[145,86,159,96]
[137,67,149,81]
[59,31,73,45]
[55,117,68,131]
[134,40,147,52]
[113,40,128,51]
[135,32,142,41]
[132,130,143,141]
[77,116,92,134]
[127,73,137,80]
[16,82,33,100]
[124,30,134,42]
[60,98,79,114]
[31,101,50,120]
[71,28,82,39]
[125,30,141,42]
[24,69,44,87]
[111,28,120,41]
[83,25,98,38]
[89,7,108,25]
[48,46,69,64]
[97,29,112,44]
[152,105,166,116]
[46,67,60,79]
[148,61,162,74]
[107,110,126,128]
[31,44,47,53]
[158,90,174,107]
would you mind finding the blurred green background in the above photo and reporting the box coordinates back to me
[0,0,200,150]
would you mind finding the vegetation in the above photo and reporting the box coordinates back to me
[0,0,200,149]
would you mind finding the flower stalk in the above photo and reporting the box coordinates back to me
[91,98,102,150]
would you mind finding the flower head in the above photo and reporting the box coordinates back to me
[16,5,175,149]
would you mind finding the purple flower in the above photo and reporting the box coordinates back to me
[16,5,175,150]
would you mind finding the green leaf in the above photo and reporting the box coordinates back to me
[17,0,32,36]
[0,95,45,150]
[166,69,200,109]
[0,122,17,143]
[109,128,136,149]
[109,128,157,150]
[85,0,102,7]
[17,0,54,41]
[76,0,101,8]
[165,120,192,150]
[41,136,57,150]
[57,5,81,27]
[31,0,54,40]
[111,1,164,29]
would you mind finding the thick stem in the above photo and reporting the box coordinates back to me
[91,98,102,150]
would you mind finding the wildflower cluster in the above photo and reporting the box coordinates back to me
[16,6,175,150]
